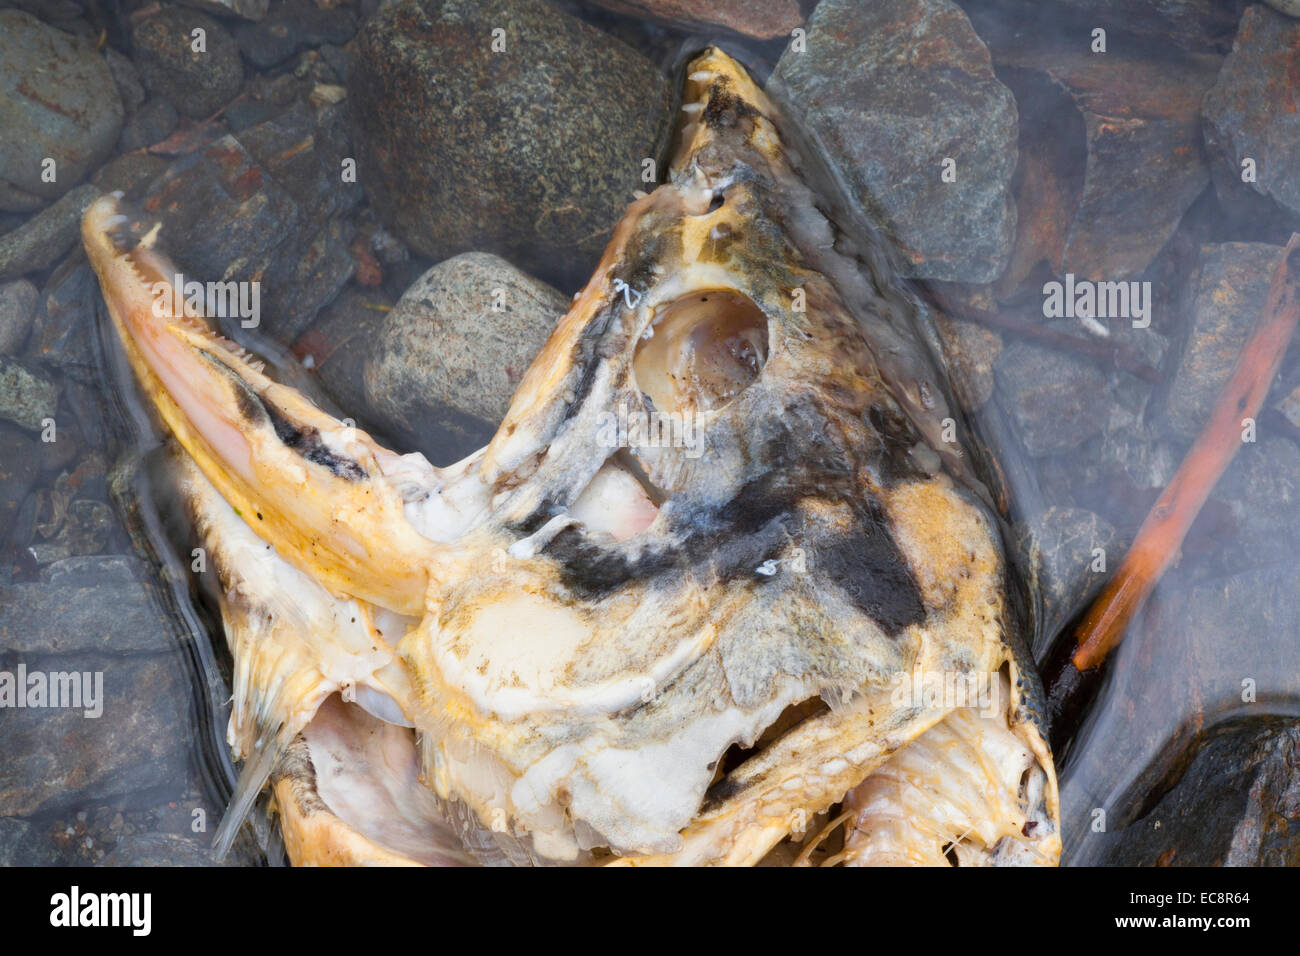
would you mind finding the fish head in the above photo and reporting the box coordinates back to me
[82,47,1059,867]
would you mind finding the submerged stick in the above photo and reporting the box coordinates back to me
[922,288,1162,383]
[1043,235,1300,747]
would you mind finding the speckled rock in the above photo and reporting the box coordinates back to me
[364,252,569,463]
[0,184,100,281]
[0,280,38,355]
[132,7,245,120]
[1204,5,1300,228]
[1160,242,1284,442]
[0,11,124,209]
[583,0,801,38]
[349,0,673,290]
[771,0,1018,283]
[1264,0,1300,16]
[0,355,59,431]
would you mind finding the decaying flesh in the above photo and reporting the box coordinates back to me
[82,47,1060,866]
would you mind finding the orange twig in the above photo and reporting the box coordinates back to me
[1071,235,1300,671]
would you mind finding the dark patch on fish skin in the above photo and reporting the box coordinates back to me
[202,349,367,481]
[545,453,924,638]
[817,500,927,636]
[703,81,759,131]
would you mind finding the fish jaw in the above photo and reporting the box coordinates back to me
[82,194,442,616]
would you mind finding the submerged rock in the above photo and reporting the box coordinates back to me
[0,280,38,355]
[233,0,359,69]
[0,355,60,431]
[995,45,1217,282]
[583,0,802,38]
[994,322,1108,456]
[349,0,673,290]
[0,11,124,210]
[1016,506,1116,647]
[0,185,100,281]
[132,7,245,120]
[771,0,1018,283]
[135,104,360,342]
[1095,716,1300,866]
[1159,242,1284,443]
[364,252,570,463]
[1204,5,1300,229]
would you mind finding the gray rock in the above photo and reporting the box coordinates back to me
[1265,0,1300,16]
[0,652,191,817]
[0,355,59,431]
[1060,560,1300,864]
[27,261,98,368]
[90,151,171,202]
[1093,716,1300,866]
[303,285,396,427]
[0,279,37,355]
[364,253,569,463]
[116,98,180,154]
[1015,506,1115,650]
[771,0,1018,283]
[132,7,244,120]
[0,184,100,281]
[100,833,242,867]
[1160,242,1284,442]
[349,0,673,290]
[0,423,38,532]
[0,11,123,209]
[0,556,175,656]
[1204,6,1300,227]
[1214,437,1300,572]
[994,322,1108,456]
[233,0,358,69]
[0,817,34,866]
[27,499,114,566]
[104,47,146,115]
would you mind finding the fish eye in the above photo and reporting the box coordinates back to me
[632,289,769,414]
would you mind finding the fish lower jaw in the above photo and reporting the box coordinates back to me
[270,675,1058,867]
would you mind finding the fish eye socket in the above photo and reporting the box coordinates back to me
[632,289,769,414]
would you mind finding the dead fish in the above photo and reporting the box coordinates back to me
[82,47,1060,866]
